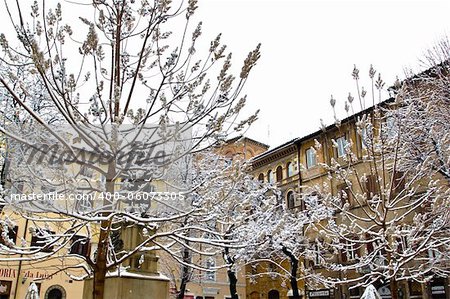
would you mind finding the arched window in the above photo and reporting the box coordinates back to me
[258,173,264,182]
[45,285,66,299]
[287,191,295,209]
[267,170,273,183]
[276,166,283,182]
[268,290,280,299]
[306,147,317,168]
[224,151,233,166]
[286,162,295,177]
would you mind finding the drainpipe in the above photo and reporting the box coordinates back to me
[295,140,306,298]
[13,218,29,299]
[295,141,303,210]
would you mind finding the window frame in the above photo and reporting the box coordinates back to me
[305,147,317,169]
[286,191,295,209]
[267,170,274,184]
[337,183,351,206]
[360,126,368,149]
[275,166,283,183]
[335,135,348,158]
[30,230,55,253]
[286,162,295,177]
[365,174,379,200]
[257,173,264,182]
[204,258,216,281]
[340,238,359,263]
[0,225,18,247]
[69,235,90,257]
[385,115,396,138]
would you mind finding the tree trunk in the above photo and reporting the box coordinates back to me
[223,229,239,299]
[93,220,109,299]
[227,269,239,299]
[93,163,116,299]
[176,265,189,299]
[390,278,399,299]
[176,247,191,299]
[282,246,300,299]
[176,272,188,299]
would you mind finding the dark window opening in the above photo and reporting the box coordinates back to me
[276,166,283,182]
[69,235,90,257]
[30,230,55,253]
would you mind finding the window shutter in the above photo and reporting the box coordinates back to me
[70,235,90,257]
[366,233,374,254]
[392,171,405,195]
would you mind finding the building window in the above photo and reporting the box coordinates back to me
[28,282,41,298]
[268,290,280,299]
[392,171,405,196]
[79,165,93,177]
[267,170,274,183]
[385,116,396,138]
[0,226,18,247]
[286,162,295,177]
[0,280,12,297]
[366,233,375,254]
[365,175,379,200]
[306,148,317,168]
[250,292,260,299]
[337,183,351,206]
[335,136,348,158]
[340,238,359,263]
[409,281,422,297]
[428,248,442,261]
[258,173,264,182]
[205,258,216,281]
[309,243,322,267]
[396,234,409,254]
[44,285,66,299]
[30,230,55,253]
[349,286,362,299]
[360,126,368,149]
[287,191,295,209]
[69,235,90,257]
[275,166,283,183]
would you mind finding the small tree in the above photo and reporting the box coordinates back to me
[239,196,313,299]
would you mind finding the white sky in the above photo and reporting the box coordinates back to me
[196,0,450,147]
[1,0,449,148]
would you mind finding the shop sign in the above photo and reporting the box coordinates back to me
[203,287,220,295]
[0,268,53,280]
[431,286,445,295]
[309,289,330,297]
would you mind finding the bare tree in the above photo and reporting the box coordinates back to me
[238,196,314,299]
[0,1,261,299]
[390,39,450,183]
[305,65,449,299]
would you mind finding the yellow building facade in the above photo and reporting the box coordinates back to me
[248,107,450,299]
